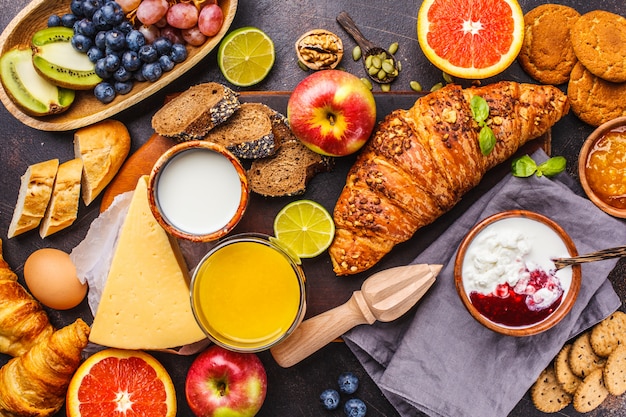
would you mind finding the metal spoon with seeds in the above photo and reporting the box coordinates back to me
[336,11,399,84]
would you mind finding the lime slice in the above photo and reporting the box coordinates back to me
[217,26,275,87]
[273,200,335,259]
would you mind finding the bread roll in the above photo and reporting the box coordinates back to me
[7,159,59,238]
[39,158,83,238]
[74,119,131,206]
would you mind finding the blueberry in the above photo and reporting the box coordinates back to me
[74,18,97,37]
[122,50,141,72]
[71,33,93,52]
[100,2,124,26]
[105,29,126,51]
[125,30,146,52]
[113,65,132,82]
[86,46,104,62]
[152,37,172,55]
[343,398,366,417]
[102,53,121,72]
[69,0,84,17]
[81,0,102,18]
[141,62,162,82]
[116,20,133,34]
[47,14,62,27]
[338,372,359,395]
[158,55,174,72]
[94,82,116,103]
[133,68,146,82]
[319,389,340,411]
[94,58,112,79]
[61,13,78,28]
[91,9,110,31]
[169,43,187,63]
[94,30,107,49]
[138,44,158,63]
[114,80,133,95]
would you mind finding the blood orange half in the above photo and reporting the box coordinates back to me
[66,348,176,417]
[417,0,524,79]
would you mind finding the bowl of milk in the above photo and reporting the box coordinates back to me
[148,140,249,242]
[454,210,581,337]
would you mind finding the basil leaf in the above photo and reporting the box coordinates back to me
[478,126,496,156]
[470,95,489,124]
[511,155,538,177]
[537,156,567,177]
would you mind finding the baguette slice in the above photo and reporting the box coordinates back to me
[151,82,240,141]
[7,159,59,238]
[204,102,277,159]
[247,109,334,196]
[74,119,131,206]
[39,158,83,238]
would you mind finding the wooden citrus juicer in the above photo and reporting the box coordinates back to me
[270,263,441,367]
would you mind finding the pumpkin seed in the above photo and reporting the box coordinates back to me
[371,55,382,69]
[298,60,309,71]
[365,54,373,68]
[388,42,398,55]
[443,71,453,84]
[377,69,387,80]
[430,82,443,92]
[410,81,422,92]
[368,65,379,76]
[360,77,372,90]
[352,46,362,61]
[382,60,395,74]
[381,83,391,92]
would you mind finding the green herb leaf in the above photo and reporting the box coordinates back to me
[537,156,567,177]
[511,155,538,177]
[479,126,496,156]
[470,95,489,124]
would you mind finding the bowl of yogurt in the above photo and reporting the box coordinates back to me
[454,210,581,336]
[147,140,249,242]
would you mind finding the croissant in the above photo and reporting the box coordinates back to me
[0,318,90,417]
[330,81,569,275]
[0,240,53,357]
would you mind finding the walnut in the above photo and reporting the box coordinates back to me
[296,29,344,70]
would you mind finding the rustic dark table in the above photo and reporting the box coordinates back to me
[1,0,625,416]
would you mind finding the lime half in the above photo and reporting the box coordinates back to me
[217,26,275,87]
[273,200,335,259]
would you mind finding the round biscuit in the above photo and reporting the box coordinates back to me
[531,365,572,413]
[569,331,606,378]
[590,311,626,357]
[603,345,626,396]
[573,368,609,413]
[555,344,582,394]
[518,4,580,85]
[567,61,626,127]
[571,10,626,83]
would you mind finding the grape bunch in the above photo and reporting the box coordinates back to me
[46,0,224,104]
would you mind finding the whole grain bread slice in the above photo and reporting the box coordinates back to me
[247,110,334,196]
[204,102,278,159]
[151,82,240,141]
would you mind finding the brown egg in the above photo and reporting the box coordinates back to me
[24,248,87,310]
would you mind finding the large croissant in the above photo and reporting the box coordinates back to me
[330,81,569,275]
[0,240,53,356]
[0,319,90,417]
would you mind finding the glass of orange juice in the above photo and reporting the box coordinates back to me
[190,233,306,352]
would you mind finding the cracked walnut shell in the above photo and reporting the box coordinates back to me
[296,29,344,70]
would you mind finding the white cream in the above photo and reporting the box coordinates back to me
[462,216,572,297]
[155,148,243,235]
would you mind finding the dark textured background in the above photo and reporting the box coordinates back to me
[1,0,625,416]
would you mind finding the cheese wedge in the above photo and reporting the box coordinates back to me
[89,175,206,349]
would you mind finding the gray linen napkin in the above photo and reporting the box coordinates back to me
[343,149,626,417]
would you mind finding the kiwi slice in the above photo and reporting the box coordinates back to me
[0,47,75,116]
[32,27,102,90]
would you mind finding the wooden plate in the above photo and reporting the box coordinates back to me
[0,0,237,131]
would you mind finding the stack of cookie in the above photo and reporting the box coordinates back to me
[518,5,626,127]
[531,311,626,413]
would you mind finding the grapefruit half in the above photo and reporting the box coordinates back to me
[417,0,524,79]
[66,349,176,417]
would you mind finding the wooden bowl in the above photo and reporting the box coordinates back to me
[578,116,626,219]
[0,0,237,131]
[454,210,581,337]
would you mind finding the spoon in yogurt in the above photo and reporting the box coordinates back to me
[551,245,626,270]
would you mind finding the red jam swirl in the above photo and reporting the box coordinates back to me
[469,268,563,327]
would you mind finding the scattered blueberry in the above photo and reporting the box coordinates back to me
[114,80,133,95]
[61,13,78,28]
[338,372,359,395]
[94,30,107,49]
[71,33,93,52]
[113,65,132,82]
[103,53,121,72]
[169,43,187,63]
[121,50,141,72]
[153,37,172,55]
[105,29,126,51]
[94,82,115,103]
[69,0,84,17]
[125,30,146,51]
[87,45,105,62]
[75,18,97,37]
[91,9,109,31]
[138,44,158,63]
[94,58,112,79]
[320,389,340,411]
[100,1,124,26]
[47,14,62,27]
[158,55,174,72]
[81,0,102,19]
[141,62,162,82]
[117,20,133,34]
[133,69,146,82]
[343,398,366,417]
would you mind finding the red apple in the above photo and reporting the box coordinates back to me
[185,345,267,417]
[287,69,376,157]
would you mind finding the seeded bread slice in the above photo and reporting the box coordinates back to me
[151,82,240,141]
[203,102,278,159]
[247,111,334,196]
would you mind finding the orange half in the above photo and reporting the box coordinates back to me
[417,0,524,79]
